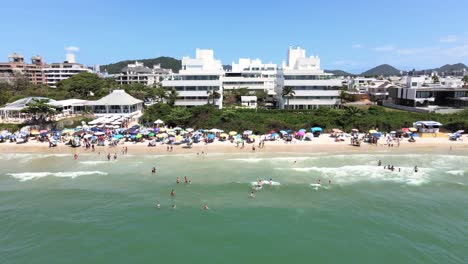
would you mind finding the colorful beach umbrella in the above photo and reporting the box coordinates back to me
[229,131,237,136]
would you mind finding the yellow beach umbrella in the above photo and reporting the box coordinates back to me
[229,131,237,136]
[408,127,417,132]
[159,128,167,132]
[157,133,168,138]
[369,130,378,133]
[220,133,228,138]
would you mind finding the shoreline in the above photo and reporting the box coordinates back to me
[1,136,467,156]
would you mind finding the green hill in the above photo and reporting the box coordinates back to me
[325,70,354,76]
[361,64,400,76]
[101,57,181,74]
[433,63,467,74]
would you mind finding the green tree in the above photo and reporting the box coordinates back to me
[21,99,57,126]
[462,75,468,86]
[166,88,179,107]
[166,107,192,127]
[57,72,105,98]
[281,86,295,109]
[154,87,167,102]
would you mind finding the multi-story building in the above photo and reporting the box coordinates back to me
[162,49,224,108]
[388,76,468,107]
[44,53,92,88]
[277,47,342,109]
[114,61,172,86]
[0,53,47,85]
[223,58,279,98]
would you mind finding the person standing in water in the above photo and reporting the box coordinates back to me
[184,176,188,183]
[378,160,382,166]
[414,166,418,173]
[176,177,180,184]
[155,200,161,209]
[74,154,78,160]
[107,153,111,161]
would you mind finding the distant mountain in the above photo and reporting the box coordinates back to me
[101,57,181,74]
[433,63,467,74]
[325,70,354,76]
[361,64,400,76]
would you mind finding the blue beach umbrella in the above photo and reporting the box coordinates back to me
[207,134,215,139]
[311,127,323,132]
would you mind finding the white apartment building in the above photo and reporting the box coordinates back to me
[223,58,278,97]
[115,61,172,86]
[44,53,92,88]
[277,47,342,109]
[162,49,224,109]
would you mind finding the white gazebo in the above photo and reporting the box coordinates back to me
[91,90,143,116]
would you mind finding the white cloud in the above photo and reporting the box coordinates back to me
[373,45,396,52]
[65,46,80,53]
[439,35,458,43]
[352,44,364,49]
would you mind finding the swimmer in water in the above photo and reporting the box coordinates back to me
[170,189,176,196]
[249,191,255,198]
[151,167,156,174]
[176,177,180,184]
[378,160,382,166]
[328,180,332,185]
[172,204,176,209]
[184,176,188,183]
[317,179,321,185]
[74,154,78,160]
[156,201,161,209]
[202,205,209,210]
[414,166,418,173]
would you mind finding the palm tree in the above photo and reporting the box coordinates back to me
[154,87,167,103]
[281,86,295,109]
[211,90,221,105]
[166,88,179,107]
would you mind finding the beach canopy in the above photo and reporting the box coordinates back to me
[351,128,359,132]
[311,127,323,132]
[304,132,314,139]
[154,119,164,124]
[279,130,287,134]
[298,129,306,132]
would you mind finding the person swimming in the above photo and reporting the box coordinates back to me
[176,177,180,184]
[249,191,255,198]
[156,201,161,209]
[184,176,188,183]
[73,154,78,160]
[170,189,176,196]
[171,204,176,209]
[202,205,209,210]
[151,167,156,174]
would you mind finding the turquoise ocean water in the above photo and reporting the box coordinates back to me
[0,151,467,263]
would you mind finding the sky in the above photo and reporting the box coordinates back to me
[1,0,468,74]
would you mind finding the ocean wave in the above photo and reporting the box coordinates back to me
[7,171,108,182]
[275,165,431,185]
[446,170,465,176]
[79,161,109,166]
[227,156,315,163]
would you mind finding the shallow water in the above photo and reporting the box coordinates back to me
[1,152,467,263]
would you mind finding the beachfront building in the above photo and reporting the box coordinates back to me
[223,58,279,103]
[388,76,468,107]
[0,53,47,85]
[90,89,143,117]
[114,61,172,86]
[0,97,55,123]
[162,49,224,108]
[240,96,258,108]
[44,53,92,88]
[277,47,342,109]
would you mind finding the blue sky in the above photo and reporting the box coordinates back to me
[1,0,468,73]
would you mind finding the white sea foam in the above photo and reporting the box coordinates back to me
[7,171,108,182]
[227,156,314,163]
[79,161,109,166]
[276,165,431,185]
[447,170,465,176]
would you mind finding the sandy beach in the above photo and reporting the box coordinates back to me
[2,133,467,155]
